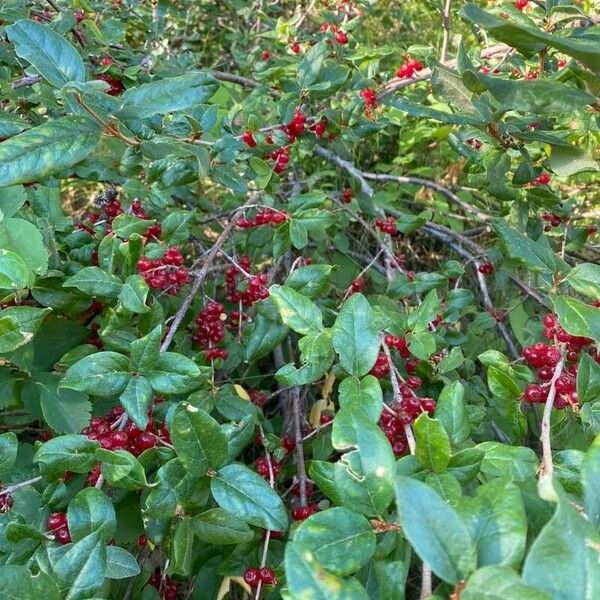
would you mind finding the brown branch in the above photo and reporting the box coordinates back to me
[11,74,43,89]
[291,387,308,506]
[0,476,42,496]
[440,0,453,63]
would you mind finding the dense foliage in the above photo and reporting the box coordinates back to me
[0,0,600,598]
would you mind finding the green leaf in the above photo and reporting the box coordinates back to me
[0,567,61,600]
[431,65,478,113]
[243,298,289,361]
[386,97,484,126]
[298,41,328,88]
[472,71,595,115]
[285,264,333,299]
[493,219,569,277]
[582,435,600,529]
[293,507,376,576]
[172,517,195,576]
[458,478,527,569]
[0,217,48,274]
[522,481,600,600]
[54,531,106,600]
[0,249,32,290]
[548,146,599,177]
[105,546,140,580]
[550,293,600,343]
[0,315,30,352]
[269,284,323,335]
[338,375,383,423]
[67,487,116,544]
[117,72,218,118]
[462,566,552,600]
[171,403,228,476]
[118,275,150,313]
[34,434,99,480]
[0,116,100,188]
[477,442,538,481]
[435,381,469,444]
[143,459,195,518]
[407,290,439,332]
[119,376,153,430]
[6,19,85,87]
[192,508,254,544]
[414,413,451,473]
[34,372,92,434]
[61,351,130,397]
[211,463,288,531]
[332,293,380,377]
[576,353,600,406]
[146,352,204,394]
[284,541,369,600]
[97,449,147,490]
[395,476,476,584]
[5,521,47,543]
[447,448,484,484]
[63,267,122,299]
[460,4,600,72]
[331,406,395,515]
[406,331,436,360]
[129,326,162,373]
[0,432,18,476]
[566,263,600,299]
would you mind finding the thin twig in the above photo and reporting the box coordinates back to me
[420,564,433,600]
[440,0,452,63]
[539,348,565,481]
[0,476,42,496]
[291,387,308,507]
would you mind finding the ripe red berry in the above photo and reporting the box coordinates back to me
[243,568,261,588]
[259,567,276,585]
[290,41,301,54]
[478,261,494,275]
[523,384,545,404]
[360,88,377,109]
[54,525,72,545]
[241,130,257,148]
[515,0,529,10]
[342,187,353,203]
[335,30,348,44]
[261,50,270,60]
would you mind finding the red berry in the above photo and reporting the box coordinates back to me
[241,131,257,148]
[261,50,270,60]
[523,384,545,404]
[335,30,348,44]
[243,568,261,588]
[54,525,71,545]
[291,41,301,54]
[259,567,276,585]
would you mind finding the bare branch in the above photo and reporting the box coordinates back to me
[440,0,453,63]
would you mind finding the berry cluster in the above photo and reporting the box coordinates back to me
[375,216,398,236]
[237,208,288,229]
[369,352,390,378]
[396,57,424,79]
[225,257,269,306]
[249,389,268,408]
[47,512,71,545]
[319,22,349,44]
[132,200,162,240]
[379,382,436,457]
[478,261,494,275]
[270,146,290,173]
[360,88,377,109]
[137,247,189,294]
[256,455,281,480]
[521,314,593,409]
[81,404,167,463]
[148,570,178,600]
[243,567,277,588]
[192,301,227,354]
[531,172,551,186]
[542,212,566,231]
[282,110,307,143]
[104,198,123,222]
[385,334,411,358]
